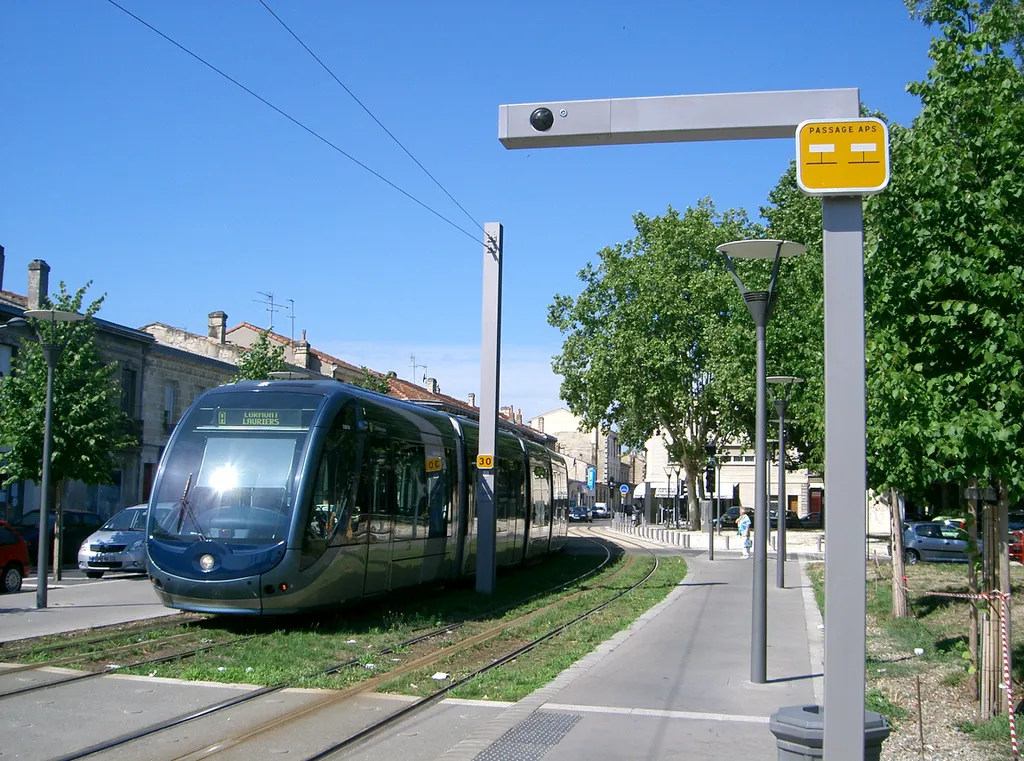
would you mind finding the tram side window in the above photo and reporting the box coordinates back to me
[394,440,428,541]
[357,435,393,542]
[531,458,551,529]
[426,447,455,539]
[496,456,525,532]
[302,406,360,564]
[551,460,569,523]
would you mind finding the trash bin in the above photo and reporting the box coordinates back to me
[769,704,891,760]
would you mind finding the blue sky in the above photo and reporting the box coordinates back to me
[0,1,936,418]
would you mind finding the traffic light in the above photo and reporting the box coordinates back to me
[705,459,716,493]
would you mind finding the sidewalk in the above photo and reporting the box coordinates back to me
[425,539,824,761]
[607,516,893,560]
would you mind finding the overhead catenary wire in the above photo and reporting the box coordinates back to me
[102,0,480,245]
[257,0,484,234]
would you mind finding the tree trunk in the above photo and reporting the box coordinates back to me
[52,484,63,582]
[981,491,1003,719]
[890,489,908,618]
[681,451,701,532]
[966,480,980,701]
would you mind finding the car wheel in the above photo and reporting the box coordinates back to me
[905,549,920,565]
[2,564,23,593]
[85,571,104,579]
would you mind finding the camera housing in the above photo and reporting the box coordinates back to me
[530,107,555,132]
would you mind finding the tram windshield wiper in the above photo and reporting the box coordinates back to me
[175,472,208,541]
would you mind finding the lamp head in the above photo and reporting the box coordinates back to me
[715,240,806,260]
[766,376,805,386]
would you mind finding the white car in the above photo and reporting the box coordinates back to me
[78,504,148,578]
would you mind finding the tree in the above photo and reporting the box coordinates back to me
[232,330,287,381]
[865,0,1024,716]
[548,201,756,527]
[351,367,391,395]
[0,282,136,566]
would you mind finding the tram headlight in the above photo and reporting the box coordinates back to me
[199,553,216,572]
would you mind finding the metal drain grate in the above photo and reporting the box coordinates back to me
[474,711,582,761]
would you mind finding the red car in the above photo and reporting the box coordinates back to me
[0,520,32,593]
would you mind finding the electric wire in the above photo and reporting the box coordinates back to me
[256,0,484,233]
[102,0,480,245]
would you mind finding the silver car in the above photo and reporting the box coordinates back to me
[903,521,969,564]
[78,504,148,578]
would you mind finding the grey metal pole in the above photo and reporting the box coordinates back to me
[36,345,58,609]
[822,197,866,760]
[476,223,503,595]
[707,459,715,560]
[752,320,768,684]
[776,401,788,588]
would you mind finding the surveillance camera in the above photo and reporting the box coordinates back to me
[530,107,555,132]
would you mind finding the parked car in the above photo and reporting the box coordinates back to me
[569,505,592,523]
[77,504,149,579]
[769,509,802,529]
[715,507,741,530]
[592,503,610,519]
[12,508,104,565]
[801,512,823,530]
[0,520,32,593]
[903,522,969,564]
[933,515,967,530]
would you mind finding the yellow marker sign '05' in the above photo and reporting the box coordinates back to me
[796,118,890,196]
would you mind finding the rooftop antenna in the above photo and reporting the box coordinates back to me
[410,353,427,385]
[287,299,296,341]
[254,291,288,332]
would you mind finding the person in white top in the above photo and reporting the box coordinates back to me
[737,508,752,559]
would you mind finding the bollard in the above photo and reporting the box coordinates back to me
[726,536,731,550]
[817,535,824,553]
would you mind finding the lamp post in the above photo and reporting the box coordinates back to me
[767,377,803,589]
[0,310,84,608]
[662,465,673,526]
[673,463,681,528]
[705,442,717,560]
[717,239,805,685]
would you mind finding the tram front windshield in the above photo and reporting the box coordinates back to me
[151,391,324,544]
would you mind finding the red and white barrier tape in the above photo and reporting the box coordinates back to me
[898,582,1017,759]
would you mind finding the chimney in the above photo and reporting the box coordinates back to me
[207,311,227,343]
[467,392,476,407]
[28,259,49,310]
[516,408,523,425]
[536,416,545,433]
[294,336,311,369]
[0,244,5,292]
[425,377,440,394]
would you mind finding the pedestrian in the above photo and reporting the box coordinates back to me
[737,508,752,559]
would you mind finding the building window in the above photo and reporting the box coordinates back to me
[162,381,178,433]
[120,366,138,417]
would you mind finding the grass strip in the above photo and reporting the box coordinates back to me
[375,555,687,702]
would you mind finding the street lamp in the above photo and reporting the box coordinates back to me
[662,465,673,526]
[673,463,681,528]
[717,238,805,685]
[0,310,84,608]
[767,377,803,589]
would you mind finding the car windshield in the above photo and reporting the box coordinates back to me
[151,391,324,544]
[102,509,143,532]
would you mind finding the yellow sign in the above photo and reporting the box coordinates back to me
[796,118,889,196]
[425,457,442,473]
[477,454,494,470]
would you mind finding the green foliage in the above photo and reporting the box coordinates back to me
[866,687,910,724]
[865,0,1024,501]
[547,200,756,513]
[351,367,390,395]
[0,283,136,489]
[231,330,287,381]
[957,714,1011,741]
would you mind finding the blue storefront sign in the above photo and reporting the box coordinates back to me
[586,468,596,490]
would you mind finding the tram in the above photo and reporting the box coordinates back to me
[145,380,570,615]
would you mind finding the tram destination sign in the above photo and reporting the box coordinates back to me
[796,117,889,196]
[212,409,304,428]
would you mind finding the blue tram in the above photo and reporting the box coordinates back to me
[145,380,570,615]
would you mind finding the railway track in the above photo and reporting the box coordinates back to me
[16,538,615,761]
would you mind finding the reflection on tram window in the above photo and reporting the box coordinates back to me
[357,436,393,543]
[302,405,359,565]
[531,454,551,530]
[394,440,428,541]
